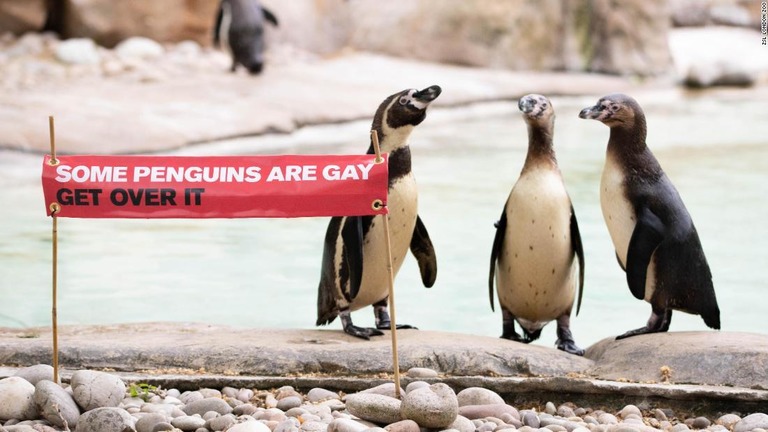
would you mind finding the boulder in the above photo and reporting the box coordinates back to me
[0,376,38,421]
[74,407,134,432]
[0,0,47,34]
[34,380,81,428]
[70,370,127,411]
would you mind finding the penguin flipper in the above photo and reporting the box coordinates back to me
[570,205,585,316]
[489,209,507,312]
[316,217,344,326]
[262,6,279,26]
[213,3,223,47]
[410,215,437,288]
[626,207,665,300]
[341,216,364,300]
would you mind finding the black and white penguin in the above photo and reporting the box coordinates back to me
[316,85,441,340]
[489,94,585,355]
[213,0,278,74]
[578,93,720,339]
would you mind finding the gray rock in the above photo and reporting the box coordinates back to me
[404,381,429,394]
[228,420,273,432]
[151,423,174,432]
[546,402,557,415]
[557,405,575,418]
[277,396,303,411]
[14,365,55,385]
[115,37,164,60]
[344,393,401,425]
[456,387,505,407]
[619,405,642,419]
[301,420,328,432]
[74,407,134,432]
[237,388,255,402]
[55,38,100,65]
[383,419,419,432]
[716,414,741,429]
[328,418,369,432]
[135,413,168,432]
[734,413,768,432]
[406,367,438,378]
[182,398,233,416]
[172,414,206,430]
[180,391,204,405]
[307,388,339,402]
[671,424,690,432]
[205,413,237,431]
[70,370,126,411]
[691,417,710,429]
[597,413,618,425]
[0,377,38,421]
[447,415,476,432]
[34,380,80,428]
[400,383,457,429]
[523,411,540,428]
[234,404,258,416]
[360,383,403,399]
[459,404,519,421]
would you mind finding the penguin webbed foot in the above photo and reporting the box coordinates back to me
[615,326,662,340]
[616,308,672,340]
[556,338,585,356]
[373,305,418,330]
[555,316,584,355]
[376,321,418,330]
[343,323,385,340]
[500,330,524,342]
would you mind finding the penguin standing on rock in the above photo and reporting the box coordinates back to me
[214,0,278,74]
[316,85,441,340]
[579,93,720,339]
[489,94,585,355]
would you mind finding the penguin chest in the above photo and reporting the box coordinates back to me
[349,174,418,310]
[600,155,656,301]
[496,170,577,323]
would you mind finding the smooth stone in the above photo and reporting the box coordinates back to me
[34,380,80,428]
[301,420,329,432]
[456,387,505,407]
[344,393,402,425]
[734,413,768,432]
[0,377,38,421]
[619,405,642,419]
[318,399,346,411]
[328,418,369,432]
[199,389,222,399]
[172,414,207,430]
[234,404,259,416]
[308,388,339,402]
[135,413,168,432]
[523,412,541,428]
[448,415,476,432]
[546,402,557,415]
[716,414,741,429]
[228,420,273,432]
[180,391,204,405]
[74,407,134,432]
[384,419,420,432]
[277,396,303,411]
[14,365,56,385]
[275,418,301,432]
[405,381,430,394]
[401,383,458,429]
[70,370,126,411]
[671,424,690,432]
[277,386,302,400]
[55,38,100,65]
[206,413,237,431]
[406,367,438,378]
[558,406,576,418]
[360,383,403,399]
[183,398,233,416]
[459,404,519,421]
[152,423,175,432]
[691,417,711,429]
[609,427,639,432]
[597,414,618,425]
[238,389,255,403]
[545,425,567,432]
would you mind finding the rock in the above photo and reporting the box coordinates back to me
[344,393,401,425]
[456,387,505,407]
[406,367,438,378]
[404,381,429,394]
[400,383,458,429]
[14,364,55,385]
[74,407,134,432]
[115,37,165,60]
[307,388,339,402]
[557,405,575,418]
[171,414,206,430]
[384,419,419,432]
[0,0,46,34]
[206,413,237,431]
[301,420,328,432]
[691,417,711,429]
[70,370,126,411]
[716,414,741,429]
[328,418,369,432]
[135,413,168,432]
[448,415,476,432]
[459,404,519,421]
[182,398,233,416]
[598,413,619,425]
[151,423,174,432]
[55,38,101,65]
[619,405,642,419]
[228,420,273,432]
[277,396,303,411]
[360,383,403,399]
[34,380,80,428]
[734,413,768,432]
[0,377,38,421]
[546,402,557,415]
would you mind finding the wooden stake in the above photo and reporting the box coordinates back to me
[49,116,60,384]
[370,130,401,398]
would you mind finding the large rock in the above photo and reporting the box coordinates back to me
[14,364,55,385]
[344,393,402,425]
[400,383,458,429]
[585,332,768,389]
[70,370,126,410]
[34,380,81,428]
[0,0,47,34]
[0,376,38,421]
[75,407,134,432]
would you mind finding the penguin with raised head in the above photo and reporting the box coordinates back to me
[489,94,586,355]
[214,0,278,74]
[316,85,441,340]
[578,93,720,339]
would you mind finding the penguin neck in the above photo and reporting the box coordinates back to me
[367,133,412,187]
[523,123,557,171]
[607,116,648,157]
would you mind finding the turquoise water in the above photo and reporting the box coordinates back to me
[1,93,766,349]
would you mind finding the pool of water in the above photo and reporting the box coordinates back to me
[1,91,766,349]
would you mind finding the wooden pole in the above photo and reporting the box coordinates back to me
[370,130,401,398]
[48,116,60,383]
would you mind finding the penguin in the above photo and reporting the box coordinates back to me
[578,93,720,339]
[489,94,585,356]
[316,85,441,340]
[213,0,278,74]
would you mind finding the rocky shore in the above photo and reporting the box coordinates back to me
[2,363,768,432]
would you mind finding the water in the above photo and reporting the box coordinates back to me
[1,92,766,349]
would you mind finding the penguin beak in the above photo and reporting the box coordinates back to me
[413,85,442,103]
[518,96,535,114]
[578,105,599,119]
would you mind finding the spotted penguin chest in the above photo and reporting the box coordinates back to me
[600,154,656,302]
[348,174,418,310]
[496,169,577,323]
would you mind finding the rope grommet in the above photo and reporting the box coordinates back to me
[372,199,384,211]
[49,202,61,215]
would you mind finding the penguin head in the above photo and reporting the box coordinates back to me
[371,85,441,151]
[518,94,554,125]
[578,93,643,129]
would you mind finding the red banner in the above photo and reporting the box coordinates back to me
[41,154,388,218]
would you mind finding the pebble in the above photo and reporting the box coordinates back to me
[456,387,505,407]
[13,365,56,386]
[734,413,768,432]
[75,407,134,432]
[400,383,458,429]
[405,367,438,378]
[70,370,126,411]
[344,393,401,425]
[33,381,80,428]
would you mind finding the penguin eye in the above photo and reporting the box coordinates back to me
[399,97,409,106]
[541,103,548,109]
